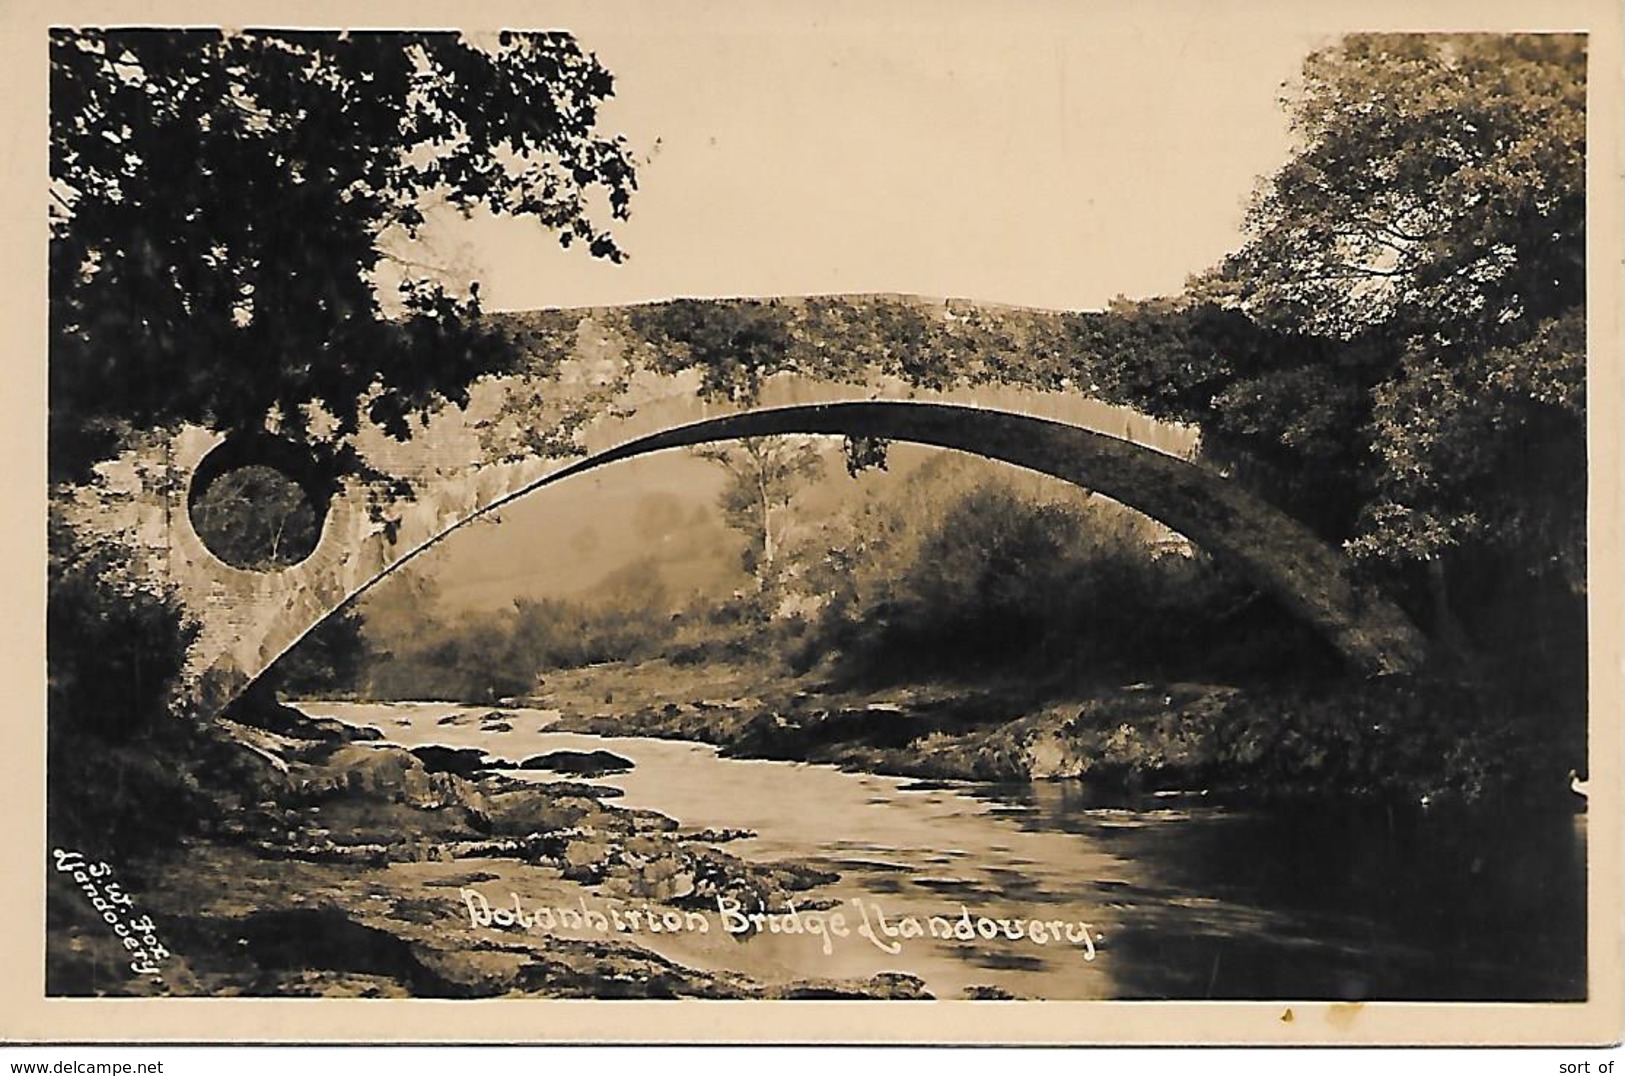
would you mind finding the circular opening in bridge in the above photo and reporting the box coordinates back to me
[187,436,333,570]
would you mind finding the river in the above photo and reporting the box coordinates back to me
[299,700,1587,1002]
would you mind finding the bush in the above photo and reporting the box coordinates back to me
[793,468,1337,687]
[46,521,207,857]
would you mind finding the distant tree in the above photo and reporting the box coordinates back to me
[189,464,319,569]
[353,559,446,665]
[50,28,637,485]
[790,456,1331,683]
[693,437,825,581]
[271,605,369,698]
[630,491,687,539]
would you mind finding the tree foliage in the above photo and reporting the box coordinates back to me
[189,464,319,568]
[359,556,677,702]
[632,299,796,404]
[789,456,1335,683]
[1080,301,1378,539]
[1082,34,1585,670]
[1220,34,1583,344]
[50,28,636,483]
[693,437,826,579]
[271,604,370,697]
[1218,33,1584,568]
[623,296,1079,403]
[46,519,211,854]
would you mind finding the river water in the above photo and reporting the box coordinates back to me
[299,700,1586,1001]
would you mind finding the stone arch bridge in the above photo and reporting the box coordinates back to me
[64,375,1429,721]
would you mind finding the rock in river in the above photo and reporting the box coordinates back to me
[410,745,511,778]
[518,750,635,777]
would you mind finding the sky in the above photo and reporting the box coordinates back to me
[393,6,1328,315]
[376,7,1336,611]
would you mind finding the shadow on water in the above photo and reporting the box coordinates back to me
[969,781,1587,1000]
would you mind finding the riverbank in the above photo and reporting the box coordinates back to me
[525,659,1575,809]
[46,655,1586,999]
[45,700,934,999]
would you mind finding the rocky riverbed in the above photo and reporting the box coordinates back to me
[45,702,931,999]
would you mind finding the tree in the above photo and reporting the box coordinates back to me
[49,28,637,485]
[189,464,319,568]
[1210,33,1585,576]
[1217,34,1583,345]
[790,455,1333,684]
[693,437,825,582]
[270,604,369,697]
[1083,34,1585,673]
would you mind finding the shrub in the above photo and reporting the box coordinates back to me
[46,520,207,857]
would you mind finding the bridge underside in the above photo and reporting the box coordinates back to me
[67,397,1429,719]
[492,403,1430,680]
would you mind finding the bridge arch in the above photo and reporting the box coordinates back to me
[203,400,1426,713]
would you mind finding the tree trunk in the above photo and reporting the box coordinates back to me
[758,470,774,572]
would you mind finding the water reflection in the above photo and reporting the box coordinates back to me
[973,781,1587,1000]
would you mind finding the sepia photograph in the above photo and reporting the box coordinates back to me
[7,0,1622,1048]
